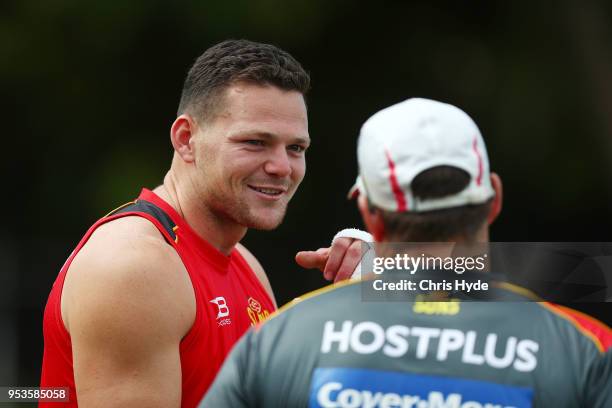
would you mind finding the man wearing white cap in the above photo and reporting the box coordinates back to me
[201,98,611,407]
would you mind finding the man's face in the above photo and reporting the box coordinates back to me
[192,82,309,230]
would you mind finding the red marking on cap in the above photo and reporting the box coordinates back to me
[384,149,408,211]
[472,136,484,186]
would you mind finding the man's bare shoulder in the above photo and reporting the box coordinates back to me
[62,216,195,337]
[85,215,173,251]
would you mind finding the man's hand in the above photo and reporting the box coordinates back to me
[295,237,364,282]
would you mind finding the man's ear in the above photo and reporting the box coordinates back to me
[357,194,385,241]
[170,114,198,163]
[487,172,503,225]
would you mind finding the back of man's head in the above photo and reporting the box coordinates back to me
[349,98,500,243]
[177,39,310,122]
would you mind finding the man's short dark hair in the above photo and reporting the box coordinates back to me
[377,166,492,242]
[177,39,310,121]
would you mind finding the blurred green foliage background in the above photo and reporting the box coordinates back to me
[1,0,611,394]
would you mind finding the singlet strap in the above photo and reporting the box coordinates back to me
[106,199,178,243]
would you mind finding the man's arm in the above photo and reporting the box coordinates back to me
[62,217,195,407]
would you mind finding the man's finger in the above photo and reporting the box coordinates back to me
[334,240,363,282]
[295,248,329,270]
[323,238,351,281]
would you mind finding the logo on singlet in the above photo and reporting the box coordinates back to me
[248,297,262,313]
[247,296,271,326]
[210,297,231,326]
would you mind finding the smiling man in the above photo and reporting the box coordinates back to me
[39,40,363,408]
[171,73,310,251]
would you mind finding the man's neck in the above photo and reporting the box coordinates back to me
[153,171,247,255]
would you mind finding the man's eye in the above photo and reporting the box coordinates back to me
[288,145,306,153]
[245,140,264,146]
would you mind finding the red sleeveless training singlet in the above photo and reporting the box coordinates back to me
[40,189,276,407]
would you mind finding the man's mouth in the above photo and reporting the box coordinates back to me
[247,185,287,197]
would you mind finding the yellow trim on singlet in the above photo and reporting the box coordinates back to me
[266,279,361,323]
[493,282,607,353]
[492,281,542,301]
[538,302,606,353]
[103,200,138,218]
[267,279,539,321]
[556,304,612,330]
[173,225,179,244]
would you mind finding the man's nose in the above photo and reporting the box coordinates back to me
[263,147,292,178]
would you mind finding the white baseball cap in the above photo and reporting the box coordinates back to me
[349,98,495,212]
